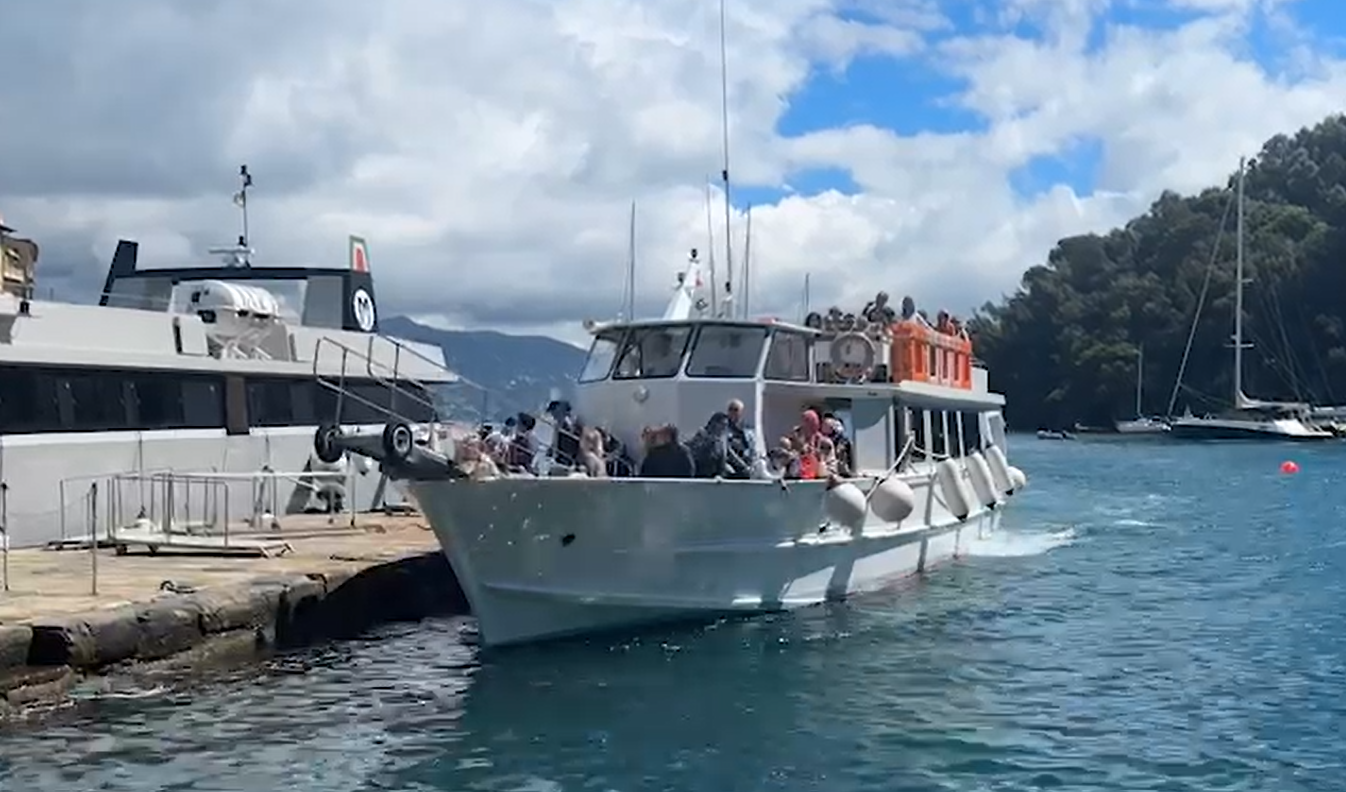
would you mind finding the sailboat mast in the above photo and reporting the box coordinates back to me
[1136,344,1144,417]
[1233,157,1246,406]
[717,0,734,316]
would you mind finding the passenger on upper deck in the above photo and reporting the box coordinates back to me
[862,291,897,326]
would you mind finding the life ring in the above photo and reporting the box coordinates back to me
[829,331,876,382]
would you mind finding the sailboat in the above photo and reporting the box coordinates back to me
[1168,158,1334,441]
[1115,345,1170,434]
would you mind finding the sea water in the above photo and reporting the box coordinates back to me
[2,437,1343,790]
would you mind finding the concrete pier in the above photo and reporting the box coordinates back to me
[0,514,468,717]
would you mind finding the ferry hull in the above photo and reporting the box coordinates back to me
[409,472,1006,648]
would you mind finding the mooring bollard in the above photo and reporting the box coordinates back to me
[1,481,9,594]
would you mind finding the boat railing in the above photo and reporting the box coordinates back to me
[312,334,447,430]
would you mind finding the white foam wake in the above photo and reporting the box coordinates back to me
[965,527,1076,558]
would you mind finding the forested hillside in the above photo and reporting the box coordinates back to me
[969,115,1346,430]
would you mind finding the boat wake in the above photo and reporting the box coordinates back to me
[966,527,1076,558]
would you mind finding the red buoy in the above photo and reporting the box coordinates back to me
[1280,460,1300,474]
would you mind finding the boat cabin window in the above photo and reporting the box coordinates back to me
[578,329,624,383]
[613,325,692,380]
[686,325,768,378]
[962,411,982,452]
[764,330,812,382]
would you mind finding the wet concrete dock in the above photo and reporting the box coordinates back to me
[0,514,468,717]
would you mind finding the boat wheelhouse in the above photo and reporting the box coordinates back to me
[322,248,1028,648]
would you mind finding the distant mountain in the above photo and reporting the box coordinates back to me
[379,316,588,423]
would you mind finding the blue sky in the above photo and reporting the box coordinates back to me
[734,0,1346,210]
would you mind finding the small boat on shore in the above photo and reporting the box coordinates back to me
[315,250,1029,648]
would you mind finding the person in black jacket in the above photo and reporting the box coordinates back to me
[638,424,695,478]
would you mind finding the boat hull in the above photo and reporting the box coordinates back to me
[1168,418,1335,441]
[408,471,1002,648]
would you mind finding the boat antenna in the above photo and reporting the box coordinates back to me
[626,199,637,320]
[801,272,811,322]
[717,0,735,318]
[209,164,255,267]
[704,177,719,312]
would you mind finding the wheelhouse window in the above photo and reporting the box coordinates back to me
[578,329,623,383]
[764,330,812,381]
[686,325,768,378]
[613,325,692,380]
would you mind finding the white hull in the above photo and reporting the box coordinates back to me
[1168,416,1334,441]
[410,469,1002,647]
[0,425,395,548]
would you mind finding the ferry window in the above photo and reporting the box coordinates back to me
[687,325,768,378]
[613,326,692,380]
[131,373,185,429]
[578,330,623,383]
[248,379,294,427]
[931,410,948,457]
[393,381,438,423]
[963,411,983,452]
[182,378,225,429]
[911,408,928,460]
[348,381,393,424]
[289,381,316,426]
[63,371,129,431]
[764,331,812,381]
[0,368,59,433]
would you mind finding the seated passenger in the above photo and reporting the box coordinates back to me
[821,415,854,476]
[689,412,751,479]
[546,400,581,469]
[580,426,607,478]
[455,437,501,481]
[506,413,539,473]
[639,424,695,478]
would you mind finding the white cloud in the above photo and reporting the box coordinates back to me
[0,0,1343,344]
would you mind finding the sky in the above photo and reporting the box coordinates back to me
[2,0,1345,347]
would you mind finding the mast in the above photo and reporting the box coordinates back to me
[626,200,637,320]
[741,205,752,318]
[703,179,718,312]
[1233,156,1249,407]
[1135,344,1144,417]
[717,0,735,317]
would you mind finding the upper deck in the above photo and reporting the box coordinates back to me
[575,314,1002,410]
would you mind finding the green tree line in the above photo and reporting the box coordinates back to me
[968,114,1346,430]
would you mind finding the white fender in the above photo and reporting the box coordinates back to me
[823,481,868,530]
[966,452,1000,507]
[1008,465,1028,491]
[869,477,916,524]
[935,458,972,520]
[984,444,1013,496]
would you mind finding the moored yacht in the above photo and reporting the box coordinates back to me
[0,171,457,549]
[319,249,1029,648]
[1168,158,1333,442]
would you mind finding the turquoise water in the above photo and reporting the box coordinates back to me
[2,438,1344,790]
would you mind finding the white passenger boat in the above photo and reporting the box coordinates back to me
[0,169,456,549]
[320,250,1029,648]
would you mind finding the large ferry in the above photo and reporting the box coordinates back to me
[319,250,1029,647]
[0,174,456,549]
